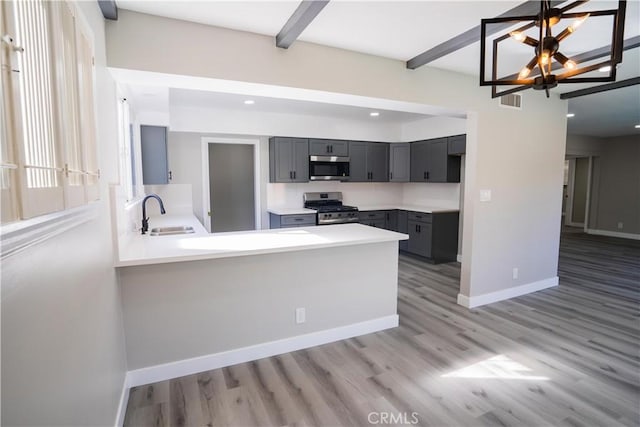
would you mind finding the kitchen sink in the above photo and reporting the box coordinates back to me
[149,226,195,236]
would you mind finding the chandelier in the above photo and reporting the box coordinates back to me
[480,0,627,98]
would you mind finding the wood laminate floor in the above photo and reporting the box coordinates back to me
[123,231,640,427]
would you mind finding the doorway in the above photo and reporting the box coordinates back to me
[201,138,261,233]
[565,156,590,228]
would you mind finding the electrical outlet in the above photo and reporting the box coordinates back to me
[512,268,519,280]
[480,189,492,202]
[295,307,306,324]
[618,222,624,229]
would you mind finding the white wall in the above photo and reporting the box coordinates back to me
[565,133,640,237]
[1,2,127,426]
[401,116,467,141]
[107,10,568,304]
[171,106,402,142]
[589,136,640,235]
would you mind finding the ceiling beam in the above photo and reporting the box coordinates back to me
[560,77,640,99]
[276,0,329,49]
[97,0,118,20]
[406,0,563,70]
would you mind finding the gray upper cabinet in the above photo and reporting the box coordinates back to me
[410,138,460,183]
[309,139,349,156]
[269,137,309,183]
[448,134,466,155]
[349,141,389,182]
[140,125,169,185]
[389,143,410,182]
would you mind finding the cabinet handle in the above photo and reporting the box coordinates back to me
[390,172,393,180]
[293,171,296,179]
[169,171,172,180]
[289,171,293,179]
[418,224,421,232]
[294,218,303,221]
[423,171,427,180]
[426,171,430,180]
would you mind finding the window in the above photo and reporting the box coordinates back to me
[0,0,99,224]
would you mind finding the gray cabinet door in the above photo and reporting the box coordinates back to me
[309,139,348,156]
[292,139,309,182]
[368,143,389,182]
[426,138,448,182]
[269,137,308,182]
[398,210,408,251]
[140,125,169,185]
[407,220,432,258]
[410,141,429,182]
[348,141,368,182]
[363,219,386,228]
[448,134,466,155]
[389,143,410,182]
[385,210,398,231]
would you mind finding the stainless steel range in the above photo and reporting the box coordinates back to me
[303,192,359,225]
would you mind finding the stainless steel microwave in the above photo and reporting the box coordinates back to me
[309,155,350,181]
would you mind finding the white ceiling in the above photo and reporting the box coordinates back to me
[116,0,640,138]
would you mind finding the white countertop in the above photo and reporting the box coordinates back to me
[116,216,408,267]
[267,207,317,215]
[357,205,459,214]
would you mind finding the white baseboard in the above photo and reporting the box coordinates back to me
[115,376,130,427]
[457,276,558,309]
[586,228,640,240]
[456,254,462,263]
[127,315,399,388]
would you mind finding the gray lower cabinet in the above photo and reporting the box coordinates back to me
[397,210,408,251]
[385,210,398,231]
[309,139,349,156]
[269,213,316,229]
[349,141,389,182]
[389,143,410,182]
[410,138,461,183]
[269,137,309,183]
[359,210,385,228]
[407,212,433,258]
[403,211,459,263]
[140,125,169,185]
[448,134,466,155]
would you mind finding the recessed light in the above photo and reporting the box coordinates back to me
[566,113,575,118]
[244,100,255,105]
[635,124,640,129]
[370,112,380,117]
[599,65,612,72]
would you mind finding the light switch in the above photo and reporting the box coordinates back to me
[480,189,492,202]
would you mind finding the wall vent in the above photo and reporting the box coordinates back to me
[499,93,522,109]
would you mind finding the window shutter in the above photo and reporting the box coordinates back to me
[52,0,85,208]
[76,17,99,202]
[13,0,64,218]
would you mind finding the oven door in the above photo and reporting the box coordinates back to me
[309,156,350,181]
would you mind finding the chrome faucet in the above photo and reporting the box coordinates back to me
[141,194,166,234]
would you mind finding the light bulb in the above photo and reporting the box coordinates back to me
[540,52,550,65]
[510,31,526,42]
[570,13,590,31]
[519,67,531,79]
[564,60,577,70]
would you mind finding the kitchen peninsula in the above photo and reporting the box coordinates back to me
[116,218,407,385]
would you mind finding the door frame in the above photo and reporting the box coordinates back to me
[565,155,593,229]
[201,137,262,233]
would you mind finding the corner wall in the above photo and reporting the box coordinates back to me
[1,2,127,426]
